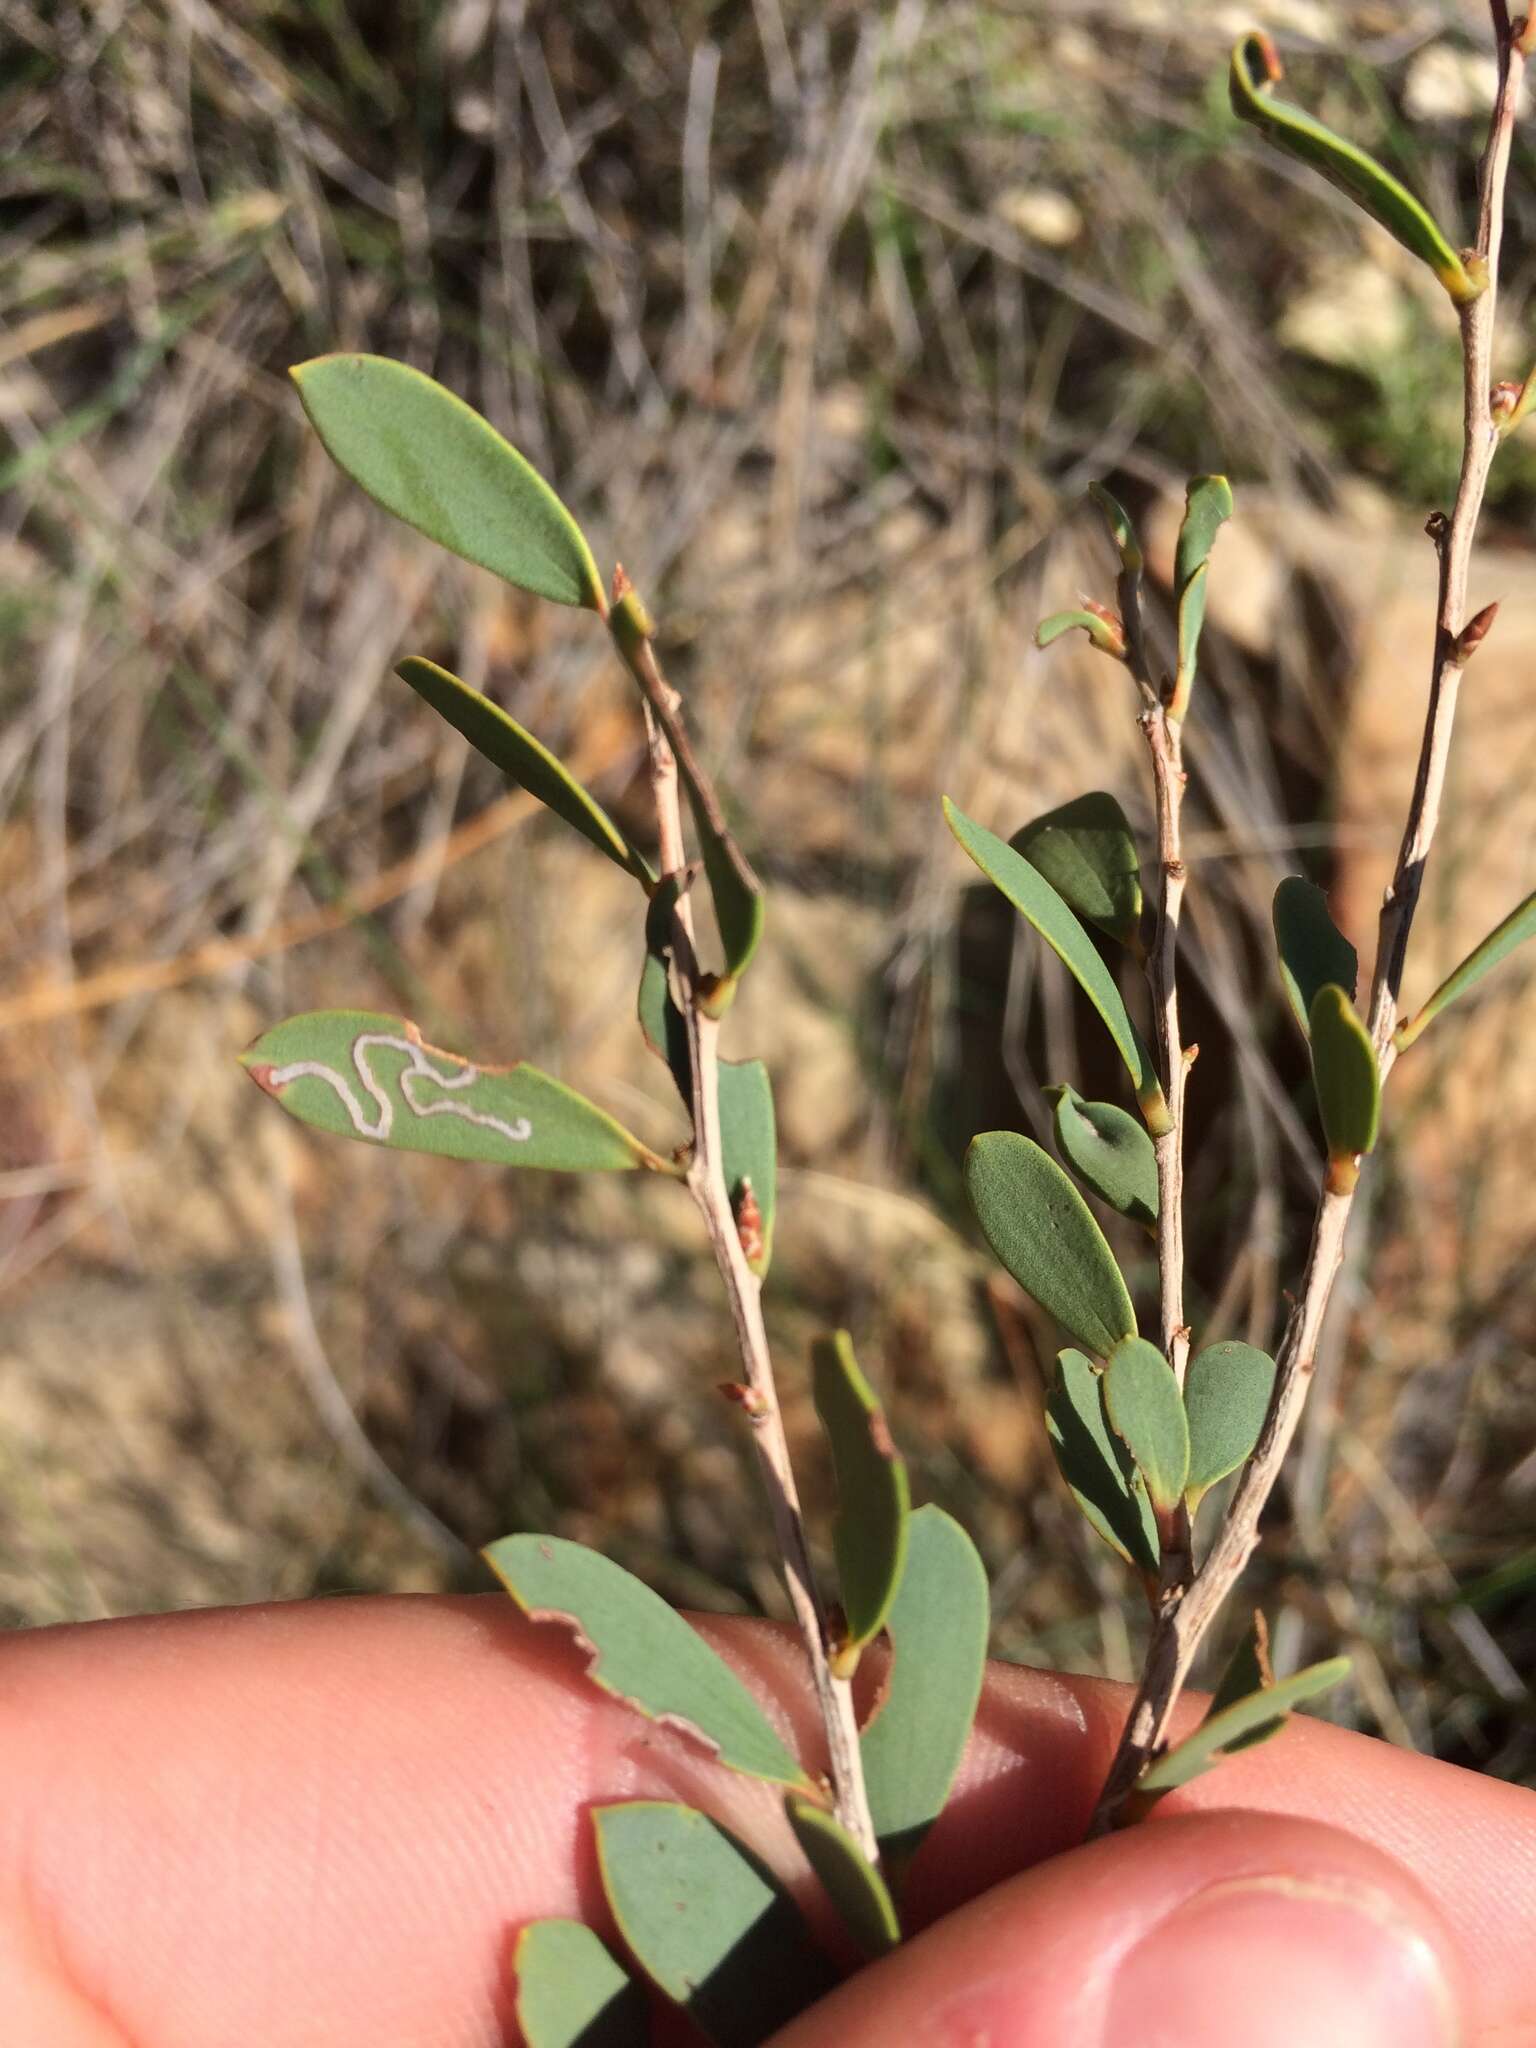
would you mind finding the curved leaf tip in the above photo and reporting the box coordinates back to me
[1228,34,1481,307]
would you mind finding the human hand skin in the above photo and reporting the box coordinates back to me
[1,1595,1532,2047]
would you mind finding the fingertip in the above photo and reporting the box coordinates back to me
[771,1809,1465,2048]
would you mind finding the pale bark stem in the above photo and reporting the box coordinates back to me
[1088,10,1522,1832]
[621,623,878,1860]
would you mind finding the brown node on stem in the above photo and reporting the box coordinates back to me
[718,1380,768,1420]
[1452,601,1499,667]
[733,1176,765,1267]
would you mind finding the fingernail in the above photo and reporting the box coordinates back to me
[1105,1875,1459,2048]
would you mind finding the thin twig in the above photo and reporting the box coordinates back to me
[610,583,878,1862]
[1088,7,1524,1832]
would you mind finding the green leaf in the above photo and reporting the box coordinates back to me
[717,1057,776,1276]
[483,1534,811,1790]
[1046,1084,1158,1229]
[1034,608,1126,660]
[1138,1656,1352,1795]
[1229,34,1482,307]
[1273,877,1358,1037]
[861,1507,989,1882]
[1308,984,1380,1182]
[514,1920,649,2048]
[396,658,652,885]
[1171,474,1233,715]
[1011,792,1143,951]
[1395,885,1536,1052]
[1183,1341,1278,1513]
[965,1133,1136,1358]
[945,798,1167,1128]
[785,1796,901,1958]
[291,354,605,608]
[241,1010,673,1173]
[637,876,692,1106]
[1046,1349,1159,1572]
[811,1332,910,1674]
[1103,1336,1189,1513]
[1088,481,1143,572]
[595,1802,837,2048]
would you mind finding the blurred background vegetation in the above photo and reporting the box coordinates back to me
[2,0,1531,1783]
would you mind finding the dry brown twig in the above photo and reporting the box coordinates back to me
[1089,2,1527,1832]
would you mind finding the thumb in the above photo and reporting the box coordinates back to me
[774,1810,1463,2048]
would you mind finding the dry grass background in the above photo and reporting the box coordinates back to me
[1,0,1532,1780]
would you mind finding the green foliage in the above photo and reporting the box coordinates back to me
[1308,983,1381,1180]
[1138,1656,1352,1796]
[594,1803,837,2048]
[291,354,606,607]
[1228,34,1482,306]
[861,1507,990,1881]
[1046,1349,1159,1573]
[241,1010,673,1173]
[1034,607,1126,660]
[483,1536,812,1790]
[945,798,1167,1128]
[1103,1336,1189,1513]
[1046,1084,1159,1228]
[1273,877,1358,1036]
[1087,481,1142,571]
[811,1332,910,1674]
[717,1060,777,1276]
[1171,474,1233,716]
[514,1920,648,2048]
[1183,1341,1278,1514]
[1395,885,1536,1051]
[396,658,653,885]
[785,1797,902,1957]
[1011,792,1143,951]
[966,1133,1136,1359]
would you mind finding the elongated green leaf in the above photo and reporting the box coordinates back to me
[1395,885,1536,1051]
[1088,481,1143,572]
[1139,1656,1352,1794]
[595,1803,836,2048]
[812,1332,910,1674]
[291,355,605,608]
[1308,984,1380,1182]
[862,1507,989,1881]
[945,798,1167,1128]
[514,1920,648,2048]
[1104,1336,1188,1513]
[717,1057,775,1276]
[1229,34,1481,306]
[1171,475,1233,715]
[785,1796,901,1958]
[483,1535,811,1789]
[1273,877,1358,1037]
[1047,1349,1159,1572]
[396,658,652,884]
[1046,1084,1158,1228]
[966,1132,1136,1358]
[1011,792,1143,951]
[1034,608,1126,660]
[638,876,692,1106]
[241,1010,674,1173]
[1183,1341,1278,1513]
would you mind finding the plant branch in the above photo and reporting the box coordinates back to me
[612,593,879,1862]
[1087,9,1523,1832]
